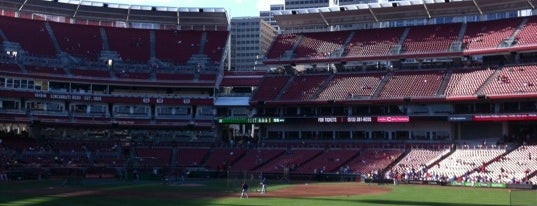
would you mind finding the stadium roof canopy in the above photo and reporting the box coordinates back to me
[273,0,536,29]
[0,0,229,29]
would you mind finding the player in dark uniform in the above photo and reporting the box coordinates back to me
[241,182,249,198]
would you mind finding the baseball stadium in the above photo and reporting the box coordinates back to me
[1,0,537,205]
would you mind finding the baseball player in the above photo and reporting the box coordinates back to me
[241,182,249,198]
[260,178,267,194]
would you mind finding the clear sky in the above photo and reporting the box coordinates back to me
[100,0,284,17]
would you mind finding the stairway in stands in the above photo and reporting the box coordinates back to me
[310,73,335,100]
[436,69,453,96]
[371,72,393,98]
[199,32,208,54]
[99,27,110,50]
[149,30,156,59]
[475,66,503,95]
[449,22,467,52]
[390,27,410,55]
[275,75,296,101]
[43,22,62,54]
[500,18,529,48]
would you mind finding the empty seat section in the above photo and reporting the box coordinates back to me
[105,27,150,63]
[427,148,504,178]
[255,149,323,173]
[265,33,299,59]
[402,24,459,54]
[514,16,537,46]
[204,148,246,170]
[0,16,55,57]
[176,148,209,167]
[135,147,172,167]
[392,149,448,172]
[221,77,262,87]
[116,71,151,79]
[156,72,195,81]
[204,31,228,64]
[0,63,22,73]
[347,149,403,174]
[26,65,66,76]
[155,30,201,65]
[463,18,520,50]
[317,72,385,100]
[294,149,359,174]
[198,73,217,81]
[344,27,404,57]
[71,68,110,78]
[280,74,328,101]
[379,70,445,97]
[49,22,102,60]
[469,145,537,184]
[293,31,349,59]
[445,68,495,96]
[482,64,537,95]
[230,149,285,171]
[251,75,291,102]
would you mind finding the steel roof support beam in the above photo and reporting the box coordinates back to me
[368,7,378,22]
[527,0,535,9]
[18,0,29,12]
[176,9,180,28]
[126,7,131,24]
[423,2,432,19]
[472,0,483,15]
[73,2,81,18]
[318,12,330,27]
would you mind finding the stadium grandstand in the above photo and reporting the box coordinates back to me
[0,0,537,190]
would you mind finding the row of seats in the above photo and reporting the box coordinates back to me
[463,18,521,50]
[482,64,537,95]
[317,73,385,100]
[444,68,495,96]
[379,70,445,97]
[267,17,535,61]
[252,63,537,102]
[468,145,537,183]
[6,137,537,181]
[392,149,448,171]
[345,28,404,57]
[514,16,537,47]
[403,24,460,54]
[293,31,348,59]
[279,75,329,101]
[0,16,227,65]
[427,148,505,178]
[2,63,214,82]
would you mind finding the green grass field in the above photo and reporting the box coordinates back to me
[0,179,533,206]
